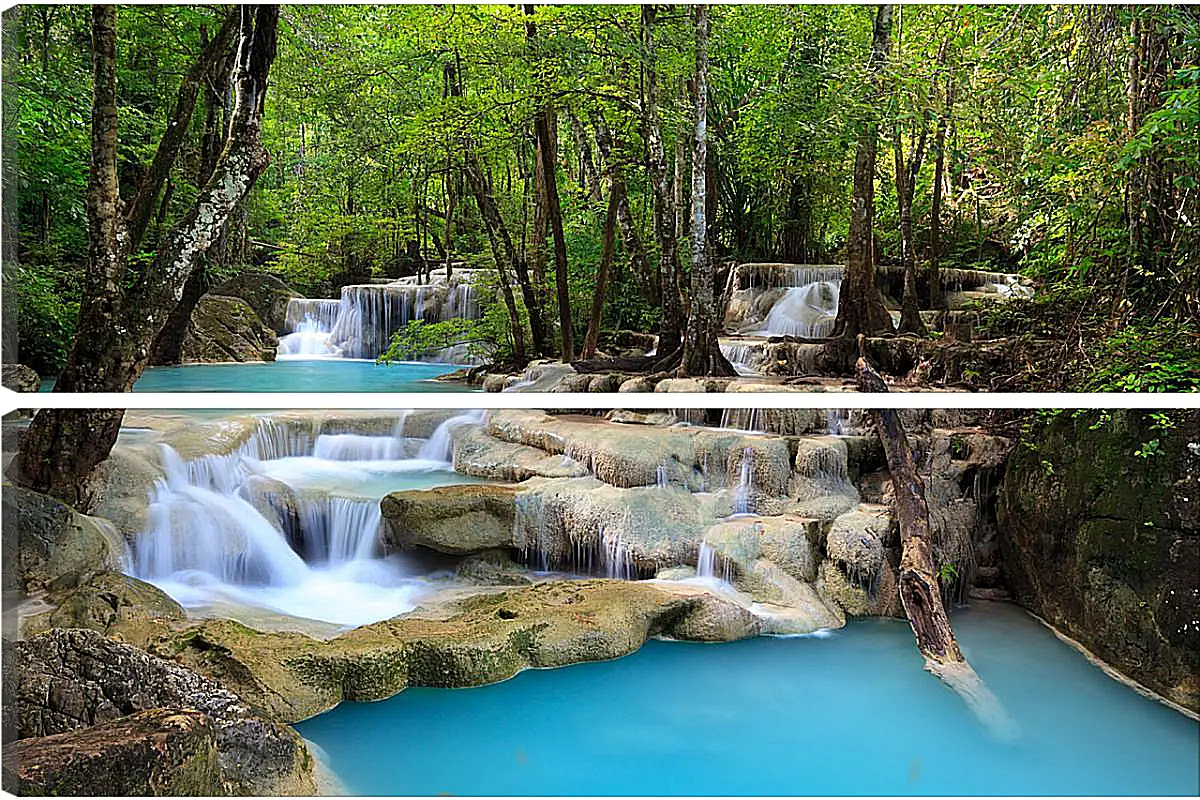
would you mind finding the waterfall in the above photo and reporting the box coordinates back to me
[130,416,462,627]
[417,410,485,462]
[757,281,840,338]
[600,528,635,580]
[656,463,670,488]
[732,447,755,515]
[294,496,383,565]
[313,433,404,461]
[696,541,732,583]
[278,276,486,362]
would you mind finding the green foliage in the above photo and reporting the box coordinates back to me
[936,561,959,585]
[1079,320,1200,393]
[11,263,79,375]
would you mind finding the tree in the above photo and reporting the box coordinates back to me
[679,5,735,377]
[834,5,894,340]
[14,5,280,508]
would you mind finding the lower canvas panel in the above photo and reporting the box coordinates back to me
[2,407,1197,796]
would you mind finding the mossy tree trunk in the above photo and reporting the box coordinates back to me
[679,4,735,377]
[14,6,279,509]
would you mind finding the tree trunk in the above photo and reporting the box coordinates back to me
[893,124,927,336]
[856,337,1016,738]
[14,6,280,507]
[582,176,619,359]
[534,105,574,361]
[680,5,734,377]
[834,4,895,339]
[123,9,237,255]
[928,39,952,310]
[465,152,527,363]
[594,113,658,307]
[642,5,684,357]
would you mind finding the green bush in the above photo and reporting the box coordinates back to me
[12,264,79,376]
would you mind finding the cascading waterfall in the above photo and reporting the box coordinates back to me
[132,413,481,627]
[277,277,486,363]
[756,281,840,338]
[513,494,637,579]
[656,463,670,488]
[419,410,486,462]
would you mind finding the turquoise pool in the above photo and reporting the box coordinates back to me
[39,359,474,392]
[297,602,1199,795]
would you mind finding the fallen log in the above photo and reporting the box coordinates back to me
[855,335,1016,739]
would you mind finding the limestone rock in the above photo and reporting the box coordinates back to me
[3,708,224,796]
[11,628,315,795]
[210,272,304,335]
[999,409,1200,714]
[2,485,124,594]
[179,295,278,364]
[21,571,185,637]
[381,483,520,554]
[1,363,40,392]
[453,426,589,482]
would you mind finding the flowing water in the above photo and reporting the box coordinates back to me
[296,602,1199,795]
[277,281,483,361]
[132,417,484,627]
[39,359,474,392]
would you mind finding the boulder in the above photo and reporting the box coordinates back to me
[3,708,224,796]
[2,485,124,594]
[1,363,40,392]
[11,628,315,794]
[20,571,185,637]
[210,272,304,335]
[381,483,520,554]
[114,580,777,723]
[179,295,278,363]
[453,426,589,482]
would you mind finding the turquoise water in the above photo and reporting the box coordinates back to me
[297,602,1199,795]
[40,360,473,392]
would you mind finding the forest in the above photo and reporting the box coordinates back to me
[7,4,1199,391]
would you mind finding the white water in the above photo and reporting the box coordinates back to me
[696,540,733,583]
[278,279,484,362]
[731,447,755,516]
[419,410,486,462]
[756,281,840,338]
[133,415,484,627]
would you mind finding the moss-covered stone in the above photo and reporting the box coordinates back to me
[999,410,1200,713]
[3,708,224,796]
[178,295,277,364]
[209,272,303,335]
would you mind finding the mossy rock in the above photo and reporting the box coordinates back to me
[179,295,277,364]
[999,410,1200,713]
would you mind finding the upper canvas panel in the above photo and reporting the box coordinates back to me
[4,4,1196,394]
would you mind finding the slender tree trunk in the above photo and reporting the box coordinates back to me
[834,4,895,339]
[16,5,280,509]
[928,39,952,310]
[583,177,620,359]
[680,5,734,377]
[894,124,926,336]
[465,152,527,363]
[512,138,551,357]
[594,113,658,307]
[642,5,684,357]
[525,6,573,361]
[533,106,574,361]
[123,9,237,255]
